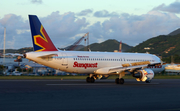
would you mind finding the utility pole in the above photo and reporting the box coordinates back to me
[3,27,6,65]
[119,41,122,52]
[171,55,174,64]
[84,38,86,51]
[87,32,89,51]
[83,32,89,51]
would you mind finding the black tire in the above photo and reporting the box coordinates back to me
[90,77,95,83]
[115,78,119,84]
[86,77,90,83]
[145,80,151,83]
[119,78,124,84]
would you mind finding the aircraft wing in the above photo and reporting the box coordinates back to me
[94,61,160,75]
[94,65,147,75]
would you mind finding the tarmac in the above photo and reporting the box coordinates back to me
[0,79,180,111]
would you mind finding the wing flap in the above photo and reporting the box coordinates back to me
[95,64,148,75]
[94,61,152,75]
[108,64,148,74]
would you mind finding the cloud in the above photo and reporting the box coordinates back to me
[30,0,43,4]
[76,9,93,16]
[0,14,30,49]
[83,10,180,46]
[0,11,90,49]
[39,11,89,48]
[153,1,180,13]
[1,8,180,49]
[94,10,120,17]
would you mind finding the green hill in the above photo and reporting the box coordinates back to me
[168,28,180,36]
[0,47,33,54]
[79,39,133,52]
[129,34,180,57]
[2,28,180,63]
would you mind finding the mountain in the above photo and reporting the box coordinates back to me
[168,28,180,36]
[59,45,84,51]
[0,47,33,54]
[2,27,180,60]
[0,40,132,55]
[129,34,180,57]
[79,39,133,52]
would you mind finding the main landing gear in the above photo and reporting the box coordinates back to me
[115,78,124,84]
[86,77,95,83]
[145,80,151,83]
[115,73,125,84]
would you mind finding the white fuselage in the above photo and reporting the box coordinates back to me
[26,50,163,74]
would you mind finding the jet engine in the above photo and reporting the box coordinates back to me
[133,69,154,83]
[95,75,109,80]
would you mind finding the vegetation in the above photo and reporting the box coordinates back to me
[16,67,33,73]
[0,65,4,70]
[2,30,180,62]
[129,34,180,58]
[162,54,180,63]
[0,47,33,54]
[79,39,133,52]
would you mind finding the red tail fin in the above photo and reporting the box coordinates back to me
[29,15,58,52]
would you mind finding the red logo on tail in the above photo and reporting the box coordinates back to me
[34,25,57,52]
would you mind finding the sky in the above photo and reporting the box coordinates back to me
[1,0,180,49]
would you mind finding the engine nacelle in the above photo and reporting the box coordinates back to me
[133,69,154,82]
[95,75,109,80]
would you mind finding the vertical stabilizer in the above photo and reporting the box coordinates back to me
[29,15,58,52]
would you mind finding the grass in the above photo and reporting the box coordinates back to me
[0,75,86,80]
[0,75,180,80]
[153,75,180,79]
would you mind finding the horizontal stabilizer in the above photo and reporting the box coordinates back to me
[37,54,58,61]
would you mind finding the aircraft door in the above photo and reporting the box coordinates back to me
[61,52,68,68]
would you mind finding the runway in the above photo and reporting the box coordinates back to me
[0,79,180,111]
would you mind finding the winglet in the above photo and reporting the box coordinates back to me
[29,15,58,52]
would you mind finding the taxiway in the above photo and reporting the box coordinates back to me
[0,79,180,111]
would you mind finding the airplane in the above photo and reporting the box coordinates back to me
[147,65,165,74]
[24,15,162,84]
[117,41,165,73]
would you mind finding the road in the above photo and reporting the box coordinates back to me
[0,79,180,111]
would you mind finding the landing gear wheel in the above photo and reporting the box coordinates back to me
[115,78,124,84]
[86,77,95,83]
[115,78,119,84]
[145,80,151,83]
[90,77,95,83]
[119,78,124,84]
[86,77,90,83]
